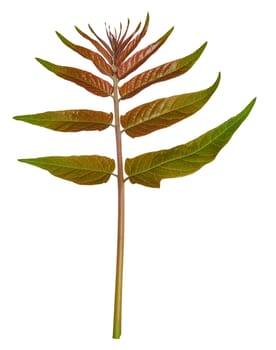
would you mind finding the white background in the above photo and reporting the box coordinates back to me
[1,0,275,349]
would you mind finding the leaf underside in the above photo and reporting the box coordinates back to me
[121,73,220,137]
[19,155,116,185]
[14,110,113,132]
[125,98,256,188]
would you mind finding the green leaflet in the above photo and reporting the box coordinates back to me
[125,98,256,187]
[36,58,113,97]
[19,155,116,185]
[13,110,113,132]
[119,42,207,99]
[121,73,220,137]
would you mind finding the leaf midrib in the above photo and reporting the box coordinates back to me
[25,159,114,174]
[22,117,110,125]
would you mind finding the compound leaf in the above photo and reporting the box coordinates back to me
[19,155,116,185]
[13,110,113,132]
[119,42,207,99]
[36,58,113,97]
[125,98,256,187]
[121,73,220,137]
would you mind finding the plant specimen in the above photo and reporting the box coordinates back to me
[14,13,256,339]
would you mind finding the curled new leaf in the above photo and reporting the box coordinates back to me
[75,26,113,64]
[116,13,150,65]
[36,58,113,97]
[117,27,174,79]
[125,98,256,187]
[88,24,113,56]
[119,42,207,99]
[121,73,220,137]
[19,155,116,185]
[13,110,113,132]
[56,32,113,77]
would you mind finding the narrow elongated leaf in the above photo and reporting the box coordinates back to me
[13,110,113,132]
[115,19,132,51]
[56,32,113,76]
[125,98,256,188]
[75,26,113,64]
[117,27,174,79]
[19,155,116,185]
[119,42,207,99]
[121,73,220,137]
[116,13,150,65]
[88,24,113,56]
[36,58,113,97]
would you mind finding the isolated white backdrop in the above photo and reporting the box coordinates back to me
[1,0,275,349]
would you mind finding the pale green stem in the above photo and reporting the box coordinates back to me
[112,75,125,339]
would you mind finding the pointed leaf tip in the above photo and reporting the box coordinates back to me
[55,30,62,38]
[35,57,45,65]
